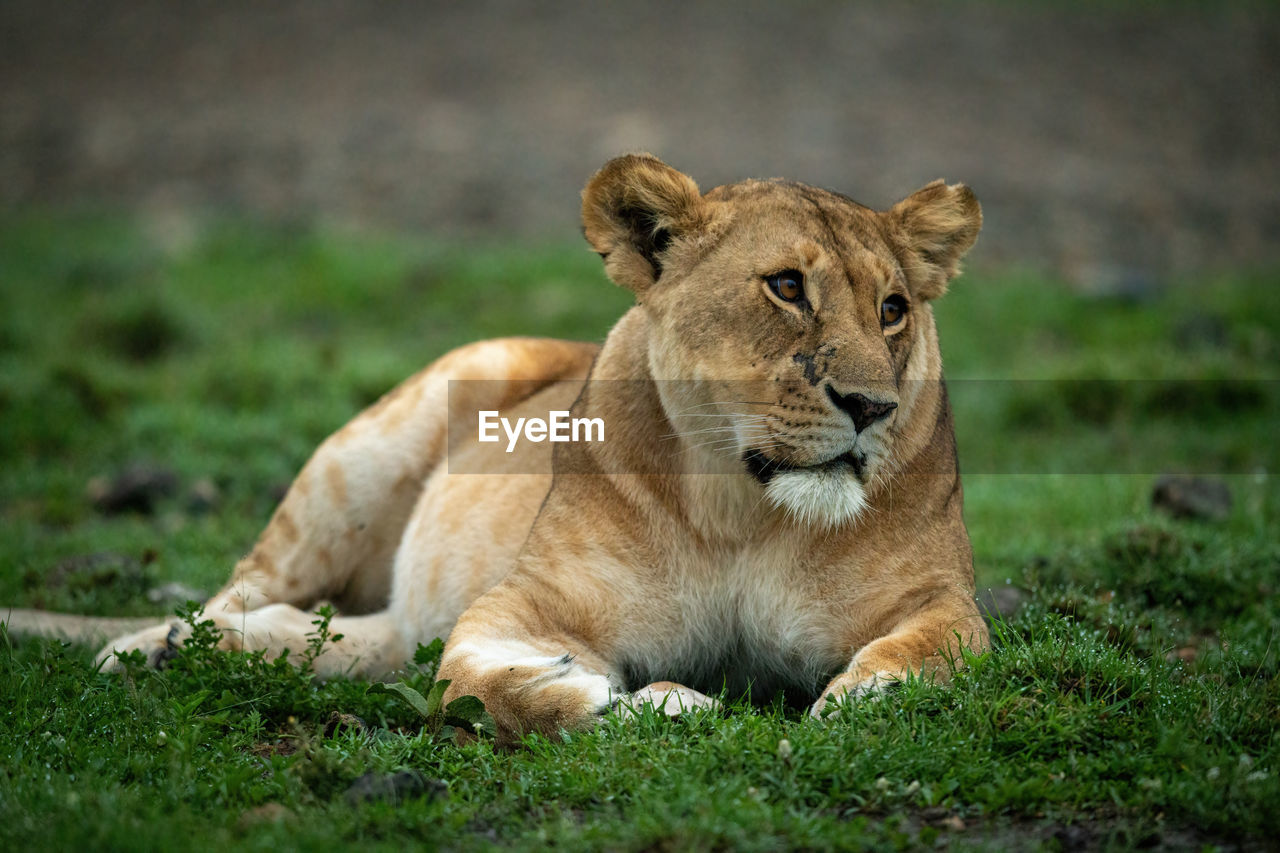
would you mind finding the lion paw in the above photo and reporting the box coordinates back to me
[94,622,181,672]
[95,612,242,672]
[808,671,900,719]
[614,681,721,720]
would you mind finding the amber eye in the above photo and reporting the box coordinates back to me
[766,270,805,304]
[881,294,908,328]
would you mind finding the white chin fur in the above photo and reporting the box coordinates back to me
[764,468,869,529]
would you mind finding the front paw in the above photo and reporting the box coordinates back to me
[809,671,899,719]
[95,612,239,672]
[95,622,181,672]
[614,681,721,720]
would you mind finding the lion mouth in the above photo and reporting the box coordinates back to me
[742,448,865,485]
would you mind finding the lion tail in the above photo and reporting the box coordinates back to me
[1,608,163,646]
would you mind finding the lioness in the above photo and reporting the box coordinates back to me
[7,155,988,741]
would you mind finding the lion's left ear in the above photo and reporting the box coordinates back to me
[886,180,982,301]
[581,154,712,293]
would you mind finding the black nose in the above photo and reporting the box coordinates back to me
[826,386,898,432]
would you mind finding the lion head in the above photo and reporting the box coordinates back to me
[582,154,981,528]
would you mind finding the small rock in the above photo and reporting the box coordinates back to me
[343,770,445,806]
[88,463,178,515]
[146,581,207,606]
[976,586,1028,622]
[1152,474,1232,521]
[186,478,222,514]
[324,711,368,738]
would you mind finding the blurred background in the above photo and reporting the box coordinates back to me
[3,0,1278,282]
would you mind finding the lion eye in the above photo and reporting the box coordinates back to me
[766,270,806,304]
[881,294,908,328]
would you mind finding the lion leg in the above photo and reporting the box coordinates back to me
[202,605,408,678]
[94,367,448,668]
[203,369,446,620]
[194,338,596,617]
[437,590,724,743]
[96,605,407,678]
[439,631,626,745]
[809,600,988,718]
[439,632,723,743]
[204,338,598,621]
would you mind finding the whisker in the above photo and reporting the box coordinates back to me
[669,400,777,414]
[681,436,781,454]
[663,424,771,443]
[661,427,743,440]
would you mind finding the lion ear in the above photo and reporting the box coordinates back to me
[581,154,710,293]
[887,180,982,301]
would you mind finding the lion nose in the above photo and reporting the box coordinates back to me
[826,386,898,432]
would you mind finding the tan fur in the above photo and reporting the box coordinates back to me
[5,155,988,743]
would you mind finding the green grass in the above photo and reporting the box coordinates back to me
[1,212,1277,850]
